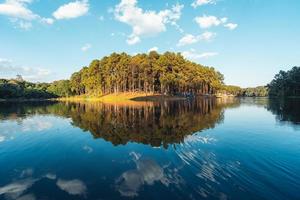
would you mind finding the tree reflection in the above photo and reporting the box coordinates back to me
[0,98,239,148]
[267,98,300,125]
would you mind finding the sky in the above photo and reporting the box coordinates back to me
[0,0,300,87]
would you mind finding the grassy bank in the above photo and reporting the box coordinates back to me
[57,92,187,102]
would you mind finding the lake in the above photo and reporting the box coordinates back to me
[0,98,299,200]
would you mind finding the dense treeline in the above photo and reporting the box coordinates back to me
[268,66,300,97]
[221,85,268,97]
[0,78,56,99]
[69,51,224,96]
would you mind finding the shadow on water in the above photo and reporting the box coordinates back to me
[0,98,239,148]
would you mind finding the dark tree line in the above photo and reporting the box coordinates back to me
[69,51,224,96]
[0,78,56,99]
[268,66,300,97]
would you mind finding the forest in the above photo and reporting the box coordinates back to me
[69,51,224,96]
[268,66,300,97]
[0,52,298,99]
[0,51,225,99]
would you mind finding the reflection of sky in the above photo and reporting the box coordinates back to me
[0,116,58,134]
[0,102,300,200]
[0,168,87,200]
[116,152,184,197]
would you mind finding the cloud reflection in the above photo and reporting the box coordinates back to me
[21,118,53,132]
[116,152,183,197]
[0,178,38,200]
[0,135,5,142]
[16,194,36,200]
[56,179,87,196]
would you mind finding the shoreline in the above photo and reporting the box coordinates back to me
[57,92,188,102]
[1,93,291,103]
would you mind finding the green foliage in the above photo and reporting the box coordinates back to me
[242,86,268,97]
[268,66,300,97]
[47,80,73,97]
[0,52,226,99]
[70,52,224,96]
[222,85,268,97]
[221,85,242,95]
[0,78,55,99]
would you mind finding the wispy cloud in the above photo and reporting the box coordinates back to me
[81,43,92,52]
[182,49,218,60]
[0,58,52,82]
[191,0,216,8]
[195,15,238,31]
[177,31,216,46]
[224,23,238,30]
[195,15,227,29]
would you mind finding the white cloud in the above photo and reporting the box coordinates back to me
[148,46,158,52]
[127,35,140,45]
[182,49,218,60]
[40,17,54,25]
[191,0,216,8]
[81,43,92,52]
[224,23,238,30]
[56,179,87,195]
[0,58,52,82]
[0,0,54,29]
[0,0,37,20]
[53,0,89,20]
[195,15,227,29]
[177,31,216,46]
[114,0,183,45]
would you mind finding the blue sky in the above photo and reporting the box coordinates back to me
[0,0,300,87]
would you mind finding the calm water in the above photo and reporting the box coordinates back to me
[0,98,299,200]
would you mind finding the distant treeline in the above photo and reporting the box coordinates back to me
[221,85,268,97]
[0,78,55,99]
[221,66,300,97]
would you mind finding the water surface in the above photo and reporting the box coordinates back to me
[0,98,299,200]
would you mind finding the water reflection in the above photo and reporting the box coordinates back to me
[0,98,300,200]
[0,98,239,148]
[267,98,300,125]
[0,168,87,200]
[116,152,184,197]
